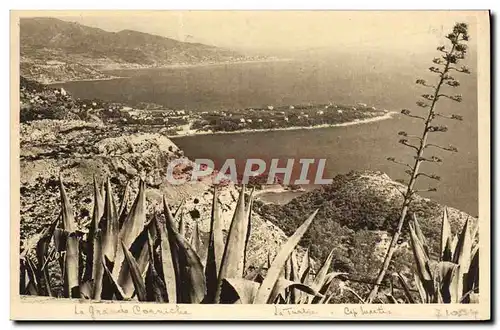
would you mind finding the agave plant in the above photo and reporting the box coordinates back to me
[397,209,479,303]
[19,176,341,304]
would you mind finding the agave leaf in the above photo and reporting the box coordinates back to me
[121,240,147,301]
[112,180,146,280]
[59,175,77,233]
[453,218,472,297]
[434,261,459,303]
[118,180,130,229]
[463,246,479,303]
[118,224,151,298]
[145,233,169,302]
[311,249,335,293]
[204,188,225,303]
[409,221,434,296]
[178,213,186,238]
[162,198,182,302]
[64,232,80,298]
[91,230,104,300]
[220,278,260,304]
[53,227,67,273]
[214,186,249,302]
[83,178,104,282]
[243,188,255,271]
[154,210,177,303]
[298,247,311,284]
[289,250,299,303]
[173,200,185,219]
[35,218,58,296]
[270,277,324,303]
[413,273,428,303]
[440,208,453,261]
[312,272,346,304]
[101,178,119,263]
[101,256,125,300]
[254,209,318,304]
[24,257,40,295]
[190,220,202,255]
[412,214,429,257]
[164,202,206,303]
[394,272,415,303]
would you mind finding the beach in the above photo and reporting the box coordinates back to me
[170,111,399,138]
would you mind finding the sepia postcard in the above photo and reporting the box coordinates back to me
[10,10,491,321]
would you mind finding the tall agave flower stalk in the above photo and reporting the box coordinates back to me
[367,22,471,302]
[19,176,343,304]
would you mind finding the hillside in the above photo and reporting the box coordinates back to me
[20,17,258,83]
[255,170,476,294]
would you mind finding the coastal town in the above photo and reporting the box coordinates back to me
[21,77,393,138]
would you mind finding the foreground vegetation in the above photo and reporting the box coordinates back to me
[20,178,349,303]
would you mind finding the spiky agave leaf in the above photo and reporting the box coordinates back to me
[164,201,206,303]
[84,177,105,282]
[440,208,453,261]
[112,180,146,281]
[412,214,429,257]
[434,261,460,303]
[64,232,80,298]
[298,246,311,285]
[35,218,58,296]
[154,208,177,303]
[214,186,250,302]
[409,221,434,297]
[118,180,131,229]
[118,222,151,298]
[413,273,428,303]
[270,277,324,304]
[310,249,335,296]
[145,232,168,302]
[204,188,225,303]
[101,256,125,300]
[190,220,203,256]
[59,175,78,233]
[91,230,104,300]
[462,246,479,303]
[312,272,346,304]
[254,209,318,304]
[121,240,147,301]
[452,218,472,297]
[243,188,255,272]
[178,213,186,238]
[101,178,119,263]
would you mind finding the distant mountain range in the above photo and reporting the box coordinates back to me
[20,17,266,83]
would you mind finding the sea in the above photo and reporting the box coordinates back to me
[54,53,478,215]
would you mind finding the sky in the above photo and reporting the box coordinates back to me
[18,11,480,55]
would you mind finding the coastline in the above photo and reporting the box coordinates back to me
[45,58,293,84]
[47,76,129,85]
[169,111,399,138]
[101,58,293,72]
